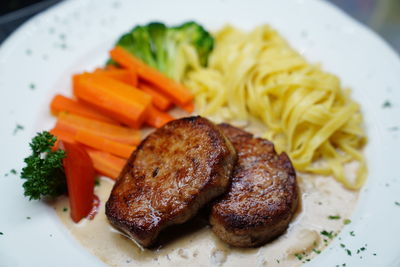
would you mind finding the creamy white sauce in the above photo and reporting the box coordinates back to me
[53,118,359,267]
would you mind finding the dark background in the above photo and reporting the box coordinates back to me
[0,0,399,54]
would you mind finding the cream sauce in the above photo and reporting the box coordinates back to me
[54,118,359,267]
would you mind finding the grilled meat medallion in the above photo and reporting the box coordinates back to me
[210,124,299,247]
[105,116,237,247]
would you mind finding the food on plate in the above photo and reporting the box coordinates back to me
[21,131,67,200]
[210,124,298,247]
[19,18,368,266]
[59,140,96,223]
[106,116,237,247]
[185,25,367,189]
[108,21,214,82]
[21,131,96,222]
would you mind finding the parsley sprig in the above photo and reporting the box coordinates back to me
[21,131,66,200]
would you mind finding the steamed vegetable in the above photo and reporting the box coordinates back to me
[110,46,193,107]
[21,131,66,200]
[109,21,214,81]
[59,141,96,223]
[73,73,152,128]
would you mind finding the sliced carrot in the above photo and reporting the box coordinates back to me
[86,149,126,180]
[50,94,117,124]
[138,82,173,111]
[73,73,152,128]
[75,130,135,159]
[182,101,195,114]
[145,105,174,128]
[110,46,193,107]
[93,68,138,87]
[105,64,120,70]
[55,112,140,145]
[128,69,138,87]
[50,126,76,144]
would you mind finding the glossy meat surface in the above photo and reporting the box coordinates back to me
[106,116,236,247]
[210,124,299,247]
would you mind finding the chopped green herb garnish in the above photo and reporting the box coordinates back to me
[350,231,355,236]
[360,247,366,251]
[395,201,400,206]
[313,248,321,254]
[388,126,399,131]
[346,249,352,256]
[276,259,280,263]
[13,124,24,135]
[328,215,341,220]
[10,169,17,175]
[382,100,392,108]
[373,253,377,256]
[343,219,351,225]
[63,207,68,212]
[0,232,3,235]
[26,49,32,55]
[294,253,303,260]
[95,178,101,186]
[29,83,36,90]
[342,264,346,267]
[340,243,345,248]
[26,216,31,220]
[321,230,334,239]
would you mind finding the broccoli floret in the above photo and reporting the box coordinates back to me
[21,131,66,200]
[109,21,214,82]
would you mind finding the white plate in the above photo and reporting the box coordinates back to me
[0,0,399,266]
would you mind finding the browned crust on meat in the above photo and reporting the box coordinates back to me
[106,116,237,247]
[210,123,299,247]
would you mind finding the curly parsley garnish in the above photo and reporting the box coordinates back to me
[21,131,66,200]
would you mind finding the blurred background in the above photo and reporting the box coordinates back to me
[0,0,399,54]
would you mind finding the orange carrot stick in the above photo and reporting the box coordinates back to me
[55,112,141,145]
[73,73,152,128]
[138,82,173,111]
[50,94,117,124]
[105,64,120,70]
[145,105,174,128]
[86,149,126,180]
[181,101,195,114]
[93,68,138,87]
[75,130,135,159]
[109,46,193,107]
[50,126,76,144]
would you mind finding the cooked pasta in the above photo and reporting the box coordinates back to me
[182,25,367,190]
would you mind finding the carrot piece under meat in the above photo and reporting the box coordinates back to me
[145,105,174,128]
[109,46,193,107]
[55,112,141,145]
[73,73,152,128]
[181,101,195,114]
[93,68,138,87]
[50,94,117,124]
[86,149,126,180]
[138,82,173,111]
[75,130,135,159]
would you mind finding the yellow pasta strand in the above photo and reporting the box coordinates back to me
[183,25,367,190]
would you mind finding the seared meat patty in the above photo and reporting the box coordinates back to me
[210,124,298,247]
[106,116,237,247]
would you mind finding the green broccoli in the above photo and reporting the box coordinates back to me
[109,21,214,82]
[21,131,66,200]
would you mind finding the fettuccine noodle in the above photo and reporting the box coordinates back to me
[183,25,367,190]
